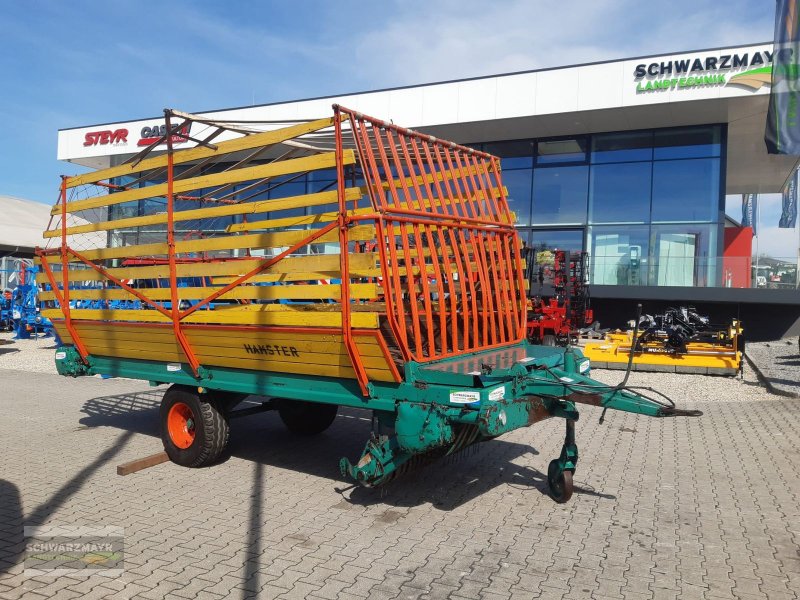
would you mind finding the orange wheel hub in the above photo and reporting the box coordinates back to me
[167,402,196,449]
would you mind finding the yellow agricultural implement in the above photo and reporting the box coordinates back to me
[583,314,743,376]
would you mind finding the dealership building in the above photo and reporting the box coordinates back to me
[56,41,800,337]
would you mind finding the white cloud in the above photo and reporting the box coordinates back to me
[349,0,774,86]
[755,225,798,259]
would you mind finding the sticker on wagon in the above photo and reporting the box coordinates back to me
[55,351,67,360]
[166,364,182,372]
[488,386,505,402]
[449,391,481,404]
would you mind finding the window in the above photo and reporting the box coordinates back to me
[591,131,653,163]
[589,162,652,224]
[484,140,533,169]
[531,165,588,225]
[502,169,533,226]
[524,229,585,287]
[651,158,720,222]
[308,171,338,214]
[268,177,307,219]
[651,223,717,287]
[445,125,725,288]
[527,228,584,253]
[536,138,587,164]
[653,126,721,159]
[588,225,650,286]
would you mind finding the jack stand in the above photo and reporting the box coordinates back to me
[548,418,578,503]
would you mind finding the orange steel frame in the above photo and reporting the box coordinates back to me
[37,106,527,396]
[335,105,527,365]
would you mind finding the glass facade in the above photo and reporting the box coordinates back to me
[471,124,726,287]
[108,124,725,288]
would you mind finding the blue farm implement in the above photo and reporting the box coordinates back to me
[2,263,57,340]
[40,108,701,502]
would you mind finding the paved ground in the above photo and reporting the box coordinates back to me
[746,337,800,398]
[0,366,799,600]
[0,332,59,374]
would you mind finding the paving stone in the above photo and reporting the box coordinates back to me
[1,368,799,600]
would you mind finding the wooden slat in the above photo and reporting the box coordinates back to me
[117,453,169,476]
[67,321,385,345]
[226,207,372,233]
[75,330,386,358]
[65,224,375,262]
[45,188,364,239]
[210,261,479,284]
[36,253,378,284]
[40,283,380,302]
[43,307,380,328]
[53,150,355,215]
[207,269,380,284]
[65,115,342,189]
[79,338,391,369]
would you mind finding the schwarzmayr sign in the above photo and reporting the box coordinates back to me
[634,50,775,92]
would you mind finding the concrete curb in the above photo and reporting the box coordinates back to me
[744,351,800,399]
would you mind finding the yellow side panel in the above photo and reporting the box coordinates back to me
[43,307,379,328]
[50,321,397,382]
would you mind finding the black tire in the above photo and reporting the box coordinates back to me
[160,385,230,467]
[541,334,557,347]
[277,399,338,435]
[547,459,574,503]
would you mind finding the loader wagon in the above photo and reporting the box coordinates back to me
[38,107,699,501]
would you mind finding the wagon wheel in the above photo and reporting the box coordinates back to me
[160,385,230,467]
[547,460,574,503]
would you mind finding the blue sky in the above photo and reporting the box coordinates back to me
[1,0,795,255]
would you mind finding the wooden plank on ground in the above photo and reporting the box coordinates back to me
[117,452,169,476]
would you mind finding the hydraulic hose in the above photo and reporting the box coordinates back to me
[599,303,641,424]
